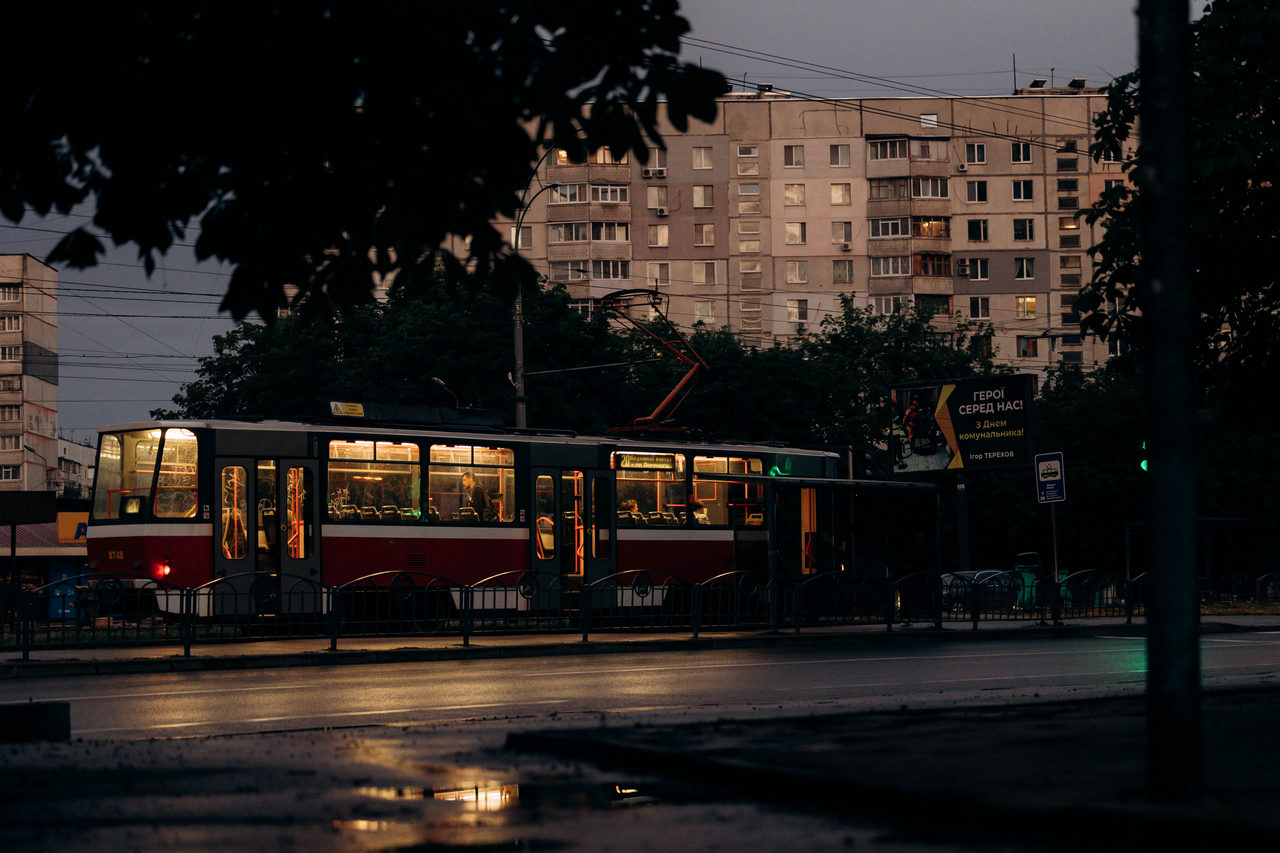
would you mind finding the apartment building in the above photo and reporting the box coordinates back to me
[0,254,59,492]
[505,84,1130,382]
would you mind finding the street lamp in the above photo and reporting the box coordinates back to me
[512,166,560,429]
[431,376,460,409]
[23,444,54,489]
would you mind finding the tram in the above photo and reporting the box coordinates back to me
[85,408,843,613]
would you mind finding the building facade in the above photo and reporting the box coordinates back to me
[501,86,1130,382]
[0,254,59,492]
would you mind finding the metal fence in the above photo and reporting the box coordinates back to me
[2,566,1276,658]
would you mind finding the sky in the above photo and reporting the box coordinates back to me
[0,1,1206,444]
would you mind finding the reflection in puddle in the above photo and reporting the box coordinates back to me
[356,782,665,813]
[355,786,429,800]
[332,819,399,832]
[433,783,519,811]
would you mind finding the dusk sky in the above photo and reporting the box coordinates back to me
[0,1,1206,443]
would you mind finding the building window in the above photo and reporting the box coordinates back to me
[1059,216,1080,230]
[508,226,532,250]
[0,465,19,481]
[739,182,760,196]
[693,261,717,284]
[648,224,669,247]
[872,295,910,314]
[549,260,589,281]
[1057,179,1079,193]
[1016,296,1037,318]
[0,376,19,392]
[1013,218,1035,241]
[0,286,19,302]
[869,139,908,160]
[694,223,715,246]
[784,183,806,205]
[967,258,990,281]
[1057,157,1079,172]
[738,220,761,234]
[966,181,987,202]
[911,176,948,198]
[912,217,949,238]
[737,144,758,158]
[592,260,630,280]
[830,182,852,205]
[0,405,20,421]
[0,346,22,361]
[870,256,909,277]
[967,219,988,241]
[832,221,853,243]
[591,185,628,203]
[830,144,850,167]
[1015,257,1036,279]
[920,113,938,128]
[1012,142,1032,163]
[737,160,760,176]
[965,143,986,164]
[739,239,761,253]
[1061,255,1082,270]
[914,253,952,277]
[1017,336,1039,357]
[739,259,763,274]
[783,145,804,167]
[787,299,809,322]
[871,217,908,238]
[1013,180,1034,201]
[647,262,670,287]
[550,183,585,203]
[591,222,629,241]
[738,200,761,214]
[692,147,713,169]
[1058,196,1080,210]
[591,148,629,165]
[0,435,18,450]
[969,296,990,319]
[693,185,714,208]
[833,260,855,284]
[1103,179,1125,193]
[1060,234,1081,248]
[647,186,669,209]
[694,300,715,324]
[869,178,908,199]
[785,222,807,244]
[786,261,809,283]
[647,147,668,168]
[548,222,589,243]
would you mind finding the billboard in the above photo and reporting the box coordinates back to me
[890,375,1035,472]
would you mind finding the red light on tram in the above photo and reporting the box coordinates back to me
[158,561,172,578]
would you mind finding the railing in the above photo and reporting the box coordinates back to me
[1,567,1273,658]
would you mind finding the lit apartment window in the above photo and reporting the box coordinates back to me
[1013,180,1034,201]
[871,218,907,238]
[1017,336,1039,357]
[591,185,628,203]
[549,222,588,243]
[647,262,670,287]
[913,253,952,277]
[550,183,585,203]
[1016,296,1038,318]
[965,143,986,164]
[967,258,990,281]
[911,177,948,198]
[694,300,715,324]
[591,222,629,241]
[967,219,988,241]
[830,144,850,167]
[692,147,713,169]
[832,221,853,243]
[592,260,630,280]
[783,145,804,167]
[591,148,629,165]
[1015,257,1036,279]
[1012,142,1032,163]
[785,222,806,245]
[1013,218,1035,241]
[648,224,669,247]
[1059,216,1080,230]
[784,183,805,205]
[832,260,854,284]
[869,179,908,199]
[969,296,990,319]
[693,223,715,246]
[830,183,852,205]
[966,181,987,203]
[912,217,949,239]
[787,299,809,322]
[693,261,717,284]
[549,261,589,281]
[869,140,907,160]
[553,148,571,166]
[647,186,668,208]
[693,185,714,208]
[870,256,909,277]
[508,226,532,250]
[786,261,809,283]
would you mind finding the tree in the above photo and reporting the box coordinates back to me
[1081,0,1280,420]
[2,3,724,319]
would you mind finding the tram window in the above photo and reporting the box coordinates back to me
[429,444,515,522]
[693,456,764,526]
[612,451,685,526]
[534,475,555,559]
[591,475,611,559]
[221,466,248,560]
[92,429,162,520]
[154,428,199,518]
[327,440,421,522]
[285,466,313,558]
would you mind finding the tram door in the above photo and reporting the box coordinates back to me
[214,457,321,613]
[530,468,615,589]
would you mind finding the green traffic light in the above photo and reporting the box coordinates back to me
[1140,440,1147,471]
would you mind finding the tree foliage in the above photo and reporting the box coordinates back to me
[1081,0,1280,418]
[2,2,725,319]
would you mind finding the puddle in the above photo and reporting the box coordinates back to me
[358,780,677,813]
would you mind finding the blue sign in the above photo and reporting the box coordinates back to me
[1035,452,1066,503]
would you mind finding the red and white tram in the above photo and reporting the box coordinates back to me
[85,412,840,607]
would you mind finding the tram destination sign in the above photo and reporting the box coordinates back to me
[892,374,1035,472]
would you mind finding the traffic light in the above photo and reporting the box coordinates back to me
[1140,440,1148,472]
